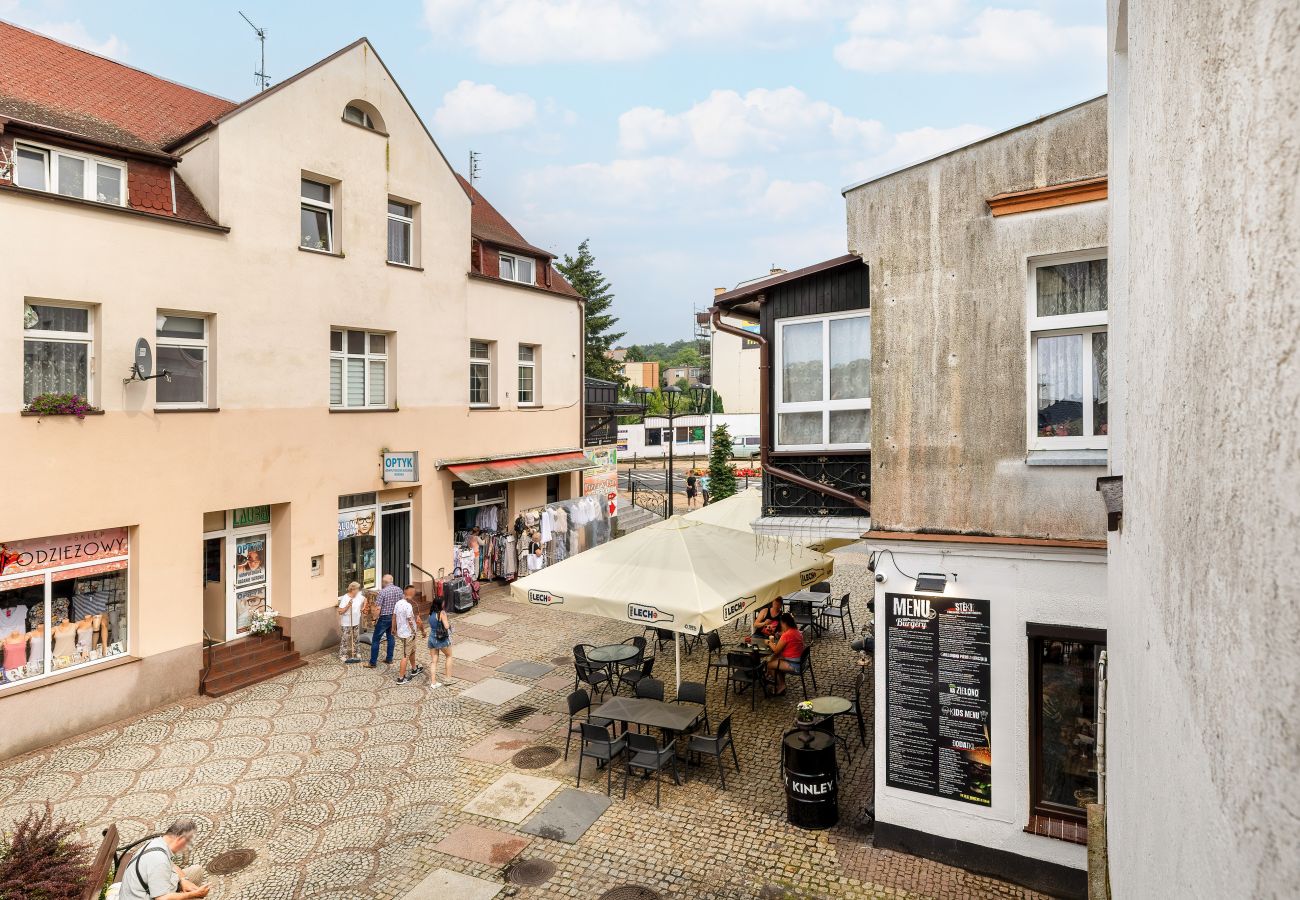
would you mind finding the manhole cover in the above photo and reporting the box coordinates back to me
[206,848,257,875]
[551,655,572,666]
[597,888,661,900]
[498,704,540,726]
[512,745,562,769]
[506,858,557,886]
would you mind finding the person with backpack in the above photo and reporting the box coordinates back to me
[426,592,454,688]
[118,819,209,899]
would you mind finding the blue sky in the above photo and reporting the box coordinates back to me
[2,1,1105,342]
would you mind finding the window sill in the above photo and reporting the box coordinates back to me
[21,409,105,417]
[340,117,390,137]
[1025,449,1108,467]
[518,403,542,410]
[329,407,398,414]
[469,405,499,411]
[155,406,220,413]
[299,246,345,258]
[386,260,423,271]
[1024,814,1088,845]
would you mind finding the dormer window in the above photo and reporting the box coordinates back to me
[342,101,384,133]
[12,140,125,206]
[499,252,535,286]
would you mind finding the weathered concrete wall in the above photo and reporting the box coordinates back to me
[1105,1,1300,895]
[846,98,1108,540]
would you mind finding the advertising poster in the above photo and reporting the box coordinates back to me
[583,447,619,518]
[235,586,265,634]
[337,510,376,541]
[885,592,992,806]
[234,534,267,588]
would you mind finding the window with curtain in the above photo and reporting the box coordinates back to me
[1029,255,1107,448]
[775,312,871,450]
[469,340,493,406]
[499,252,536,285]
[156,313,209,407]
[23,303,92,403]
[387,200,414,265]
[13,141,125,205]
[301,178,334,252]
[517,344,538,405]
[330,329,388,409]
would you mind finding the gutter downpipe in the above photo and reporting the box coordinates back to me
[710,306,870,514]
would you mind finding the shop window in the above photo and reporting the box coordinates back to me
[1028,253,1108,449]
[337,505,378,592]
[518,344,538,406]
[156,313,209,407]
[775,311,871,450]
[646,428,662,447]
[330,329,389,409]
[1028,625,1106,823]
[1,529,130,689]
[301,176,335,252]
[23,302,94,404]
[499,252,536,286]
[387,199,415,266]
[12,140,125,205]
[470,340,494,407]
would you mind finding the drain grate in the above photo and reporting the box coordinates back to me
[505,858,557,886]
[511,745,562,769]
[498,704,540,726]
[597,888,661,900]
[206,848,257,876]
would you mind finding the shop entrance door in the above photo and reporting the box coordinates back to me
[202,537,226,640]
[381,506,411,586]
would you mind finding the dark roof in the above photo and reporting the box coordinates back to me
[713,253,863,308]
[457,174,579,298]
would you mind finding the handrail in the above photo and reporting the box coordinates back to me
[200,628,225,688]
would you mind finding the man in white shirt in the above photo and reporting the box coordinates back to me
[393,585,424,685]
[118,819,209,900]
[337,581,364,663]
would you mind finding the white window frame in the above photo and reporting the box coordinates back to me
[498,252,535,286]
[155,312,210,409]
[22,302,95,404]
[12,139,126,206]
[517,344,538,406]
[470,340,494,407]
[343,105,375,129]
[330,329,389,409]
[387,199,415,266]
[1025,249,1109,451]
[773,309,872,451]
[301,178,335,253]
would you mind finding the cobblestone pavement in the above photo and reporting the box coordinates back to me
[0,555,1046,900]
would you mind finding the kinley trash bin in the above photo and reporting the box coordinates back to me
[782,728,839,829]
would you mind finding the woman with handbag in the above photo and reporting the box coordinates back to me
[426,593,454,687]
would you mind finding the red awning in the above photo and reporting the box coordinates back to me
[445,450,596,486]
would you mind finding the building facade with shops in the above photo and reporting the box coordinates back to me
[0,25,585,758]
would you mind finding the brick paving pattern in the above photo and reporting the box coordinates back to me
[0,557,1047,899]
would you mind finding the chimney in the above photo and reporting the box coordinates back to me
[769,266,787,276]
[714,287,726,296]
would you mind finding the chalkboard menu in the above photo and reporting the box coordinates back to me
[885,593,992,806]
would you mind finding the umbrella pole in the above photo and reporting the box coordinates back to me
[675,632,681,690]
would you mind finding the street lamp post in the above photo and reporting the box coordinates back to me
[637,384,708,517]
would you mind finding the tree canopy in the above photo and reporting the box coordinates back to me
[556,239,625,384]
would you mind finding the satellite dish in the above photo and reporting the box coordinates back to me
[123,338,169,384]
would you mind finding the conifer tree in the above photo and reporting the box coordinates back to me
[708,423,738,502]
[556,239,626,383]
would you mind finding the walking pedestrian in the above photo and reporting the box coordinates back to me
[393,584,425,684]
[365,574,402,668]
[426,591,454,687]
[118,818,210,900]
[685,471,698,508]
[337,581,364,663]
[700,473,712,506]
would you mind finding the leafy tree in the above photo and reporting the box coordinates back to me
[667,345,703,367]
[708,423,738,502]
[556,239,625,383]
[624,345,647,362]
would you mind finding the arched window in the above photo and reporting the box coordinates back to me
[342,100,384,133]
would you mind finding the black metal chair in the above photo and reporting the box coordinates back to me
[619,655,655,695]
[574,659,611,701]
[613,636,647,693]
[623,732,679,807]
[829,666,868,746]
[818,592,855,638]
[648,627,675,653]
[789,599,820,637]
[723,650,765,711]
[793,646,818,699]
[674,679,709,733]
[576,721,626,796]
[634,676,665,702]
[564,688,613,760]
[810,581,832,594]
[686,714,739,789]
[703,630,729,686]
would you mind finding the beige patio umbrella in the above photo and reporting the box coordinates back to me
[684,487,859,552]
[510,515,834,686]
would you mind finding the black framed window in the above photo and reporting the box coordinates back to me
[1028,624,1105,822]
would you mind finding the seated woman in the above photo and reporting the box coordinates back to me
[751,598,783,639]
[764,613,805,696]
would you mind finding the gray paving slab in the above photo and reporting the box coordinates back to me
[497,659,554,679]
[519,787,613,844]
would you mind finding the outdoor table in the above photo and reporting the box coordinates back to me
[586,644,640,664]
[807,696,852,717]
[593,696,704,735]
[785,590,831,609]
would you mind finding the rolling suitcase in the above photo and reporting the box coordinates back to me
[445,568,474,613]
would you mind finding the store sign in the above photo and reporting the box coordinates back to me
[383,451,419,483]
[583,447,618,517]
[0,528,129,578]
[232,505,270,528]
[885,593,992,806]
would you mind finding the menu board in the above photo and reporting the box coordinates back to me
[885,593,992,806]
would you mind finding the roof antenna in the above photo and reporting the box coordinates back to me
[239,11,270,91]
[468,150,481,201]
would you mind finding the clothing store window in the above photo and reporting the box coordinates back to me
[518,344,538,406]
[499,252,535,285]
[23,302,93,404]
[156,313,209,407]
[1028,625,1105,822]
[470,340,494,407]
[330,329,389,409]
[1,528,130,690]
[301,177,335,252]
[387,199,415,266]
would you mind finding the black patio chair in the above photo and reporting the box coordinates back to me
[613,636,647,692]
[789,599,820,637]
[564,688,613,760]
[818,592,855,638]
[793,646,818,699]
[829,666,868,746]
[619,655,655,695]
[634,676,665,702]
[574,659,611,701]
[810,581,832,594]
[576,721,626,796]
[650,627,675,653]
[687,714,739,789]
[723,650,765,711]
[623,732,679,807]
[703,631,730,686]
[674,679,709,733]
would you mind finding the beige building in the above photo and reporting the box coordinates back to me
[704,313,760,414]
[0,26,585,757]
[618,359,660,390]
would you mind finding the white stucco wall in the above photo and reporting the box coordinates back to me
[708,319,761,414]
[620,413,759,459]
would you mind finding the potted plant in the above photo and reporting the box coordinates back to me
[23,392,99,420]
[248,607,280,636]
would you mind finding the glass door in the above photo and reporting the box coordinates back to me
[381,506,411,587]
[228,530,269,640]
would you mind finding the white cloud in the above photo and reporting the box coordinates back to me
[751,179,837,218]
[843,122,993,183]
[433,80,537,136]
[0,2,128,58]
[619,88,886,159]
[834,1,1105,73]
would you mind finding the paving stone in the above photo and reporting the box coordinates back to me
[454,641,499,661]
[497,660,554,679]
[477,653,512,668]
[462,773,561,824]
[459,678,531,706]
[432,822,529,866]
[401,867,503,900]
[459,730,537,766]
[449,663,497,683]
[519,788,613,844]
[537,674,574,693]
[460,612,511,627]
[519,712,563,732]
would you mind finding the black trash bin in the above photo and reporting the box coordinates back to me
[782,728,839,829]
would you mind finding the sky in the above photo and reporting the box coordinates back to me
[1,0,1106,343]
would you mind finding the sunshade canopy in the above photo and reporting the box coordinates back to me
[510,515,833,637]
[443,449,595,486]
[684,488,858,553]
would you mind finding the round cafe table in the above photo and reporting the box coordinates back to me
[586,644,639,664]
[807,696,852,717]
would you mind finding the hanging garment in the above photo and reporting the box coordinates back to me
[0,606,28,640]
[541,508,554,543]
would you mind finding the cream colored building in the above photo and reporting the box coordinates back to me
[0,27,584,757]
[705,313,760,414]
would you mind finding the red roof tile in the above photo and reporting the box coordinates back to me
[0,21,235,152]
[456,174,579,298]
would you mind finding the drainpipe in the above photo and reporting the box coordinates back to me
[710,306,870,514]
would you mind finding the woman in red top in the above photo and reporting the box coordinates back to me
[765,613,805,696]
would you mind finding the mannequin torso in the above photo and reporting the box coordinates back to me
[52,620,76,658]
[3,630,26,669]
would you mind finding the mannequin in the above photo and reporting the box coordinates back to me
[75,615,95,658]
[26,623,44,674]
[51,617,76,665]
[3,629,26,673]
[91,613,107,654]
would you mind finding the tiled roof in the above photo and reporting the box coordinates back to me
[457,174,579,298]
[0,20,236,152]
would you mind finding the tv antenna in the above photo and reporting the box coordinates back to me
[239,11,269,91]
[468,150,482,199]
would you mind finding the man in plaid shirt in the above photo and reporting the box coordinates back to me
[366,574,403,668]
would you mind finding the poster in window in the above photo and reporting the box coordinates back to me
[337,510,376,541]
[235,586,265,634]
[885,593,992,806]
[234,535,267,588]
[361,547,376,588]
